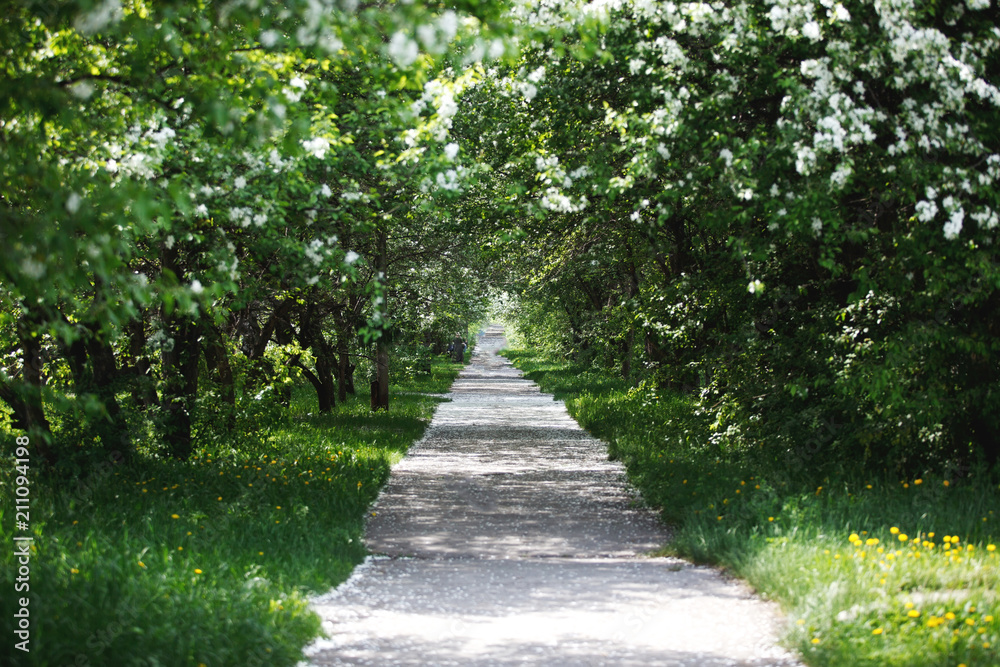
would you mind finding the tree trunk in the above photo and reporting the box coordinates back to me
[373,338,389,411]
[203,326,236,429]
[0,315,56,465]
[161,317,200,460]
[337,343,351,402]
[621,326,634,380]
[372,228,390,411]
[127,316,159,409]
[84,332,132,459]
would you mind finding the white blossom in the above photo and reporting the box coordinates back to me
[66,192,82,214]
[915,200,938,222]
[388,31,419,68]
[69,81,95,100]
[260,29,280,47]
[944,209,964,239]
[302,136,331,159]
[444,142,460,161]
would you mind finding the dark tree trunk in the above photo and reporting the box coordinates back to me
[621,326,634,380]
[161,317,200,460]
[126,316,159,410]
[203,326,236,429]
[160,245,201,460]
[0,315,56,465]
[337,344,351,402]
[84,332,132,459]
[314,343,336,412]
[371,229,390,411]
[373,338,389,411]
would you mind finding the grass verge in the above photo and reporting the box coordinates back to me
[0,356,464,667]
[504,348,999,667]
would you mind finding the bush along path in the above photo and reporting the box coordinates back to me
[303,325,800,666]
[503,350,1000,667]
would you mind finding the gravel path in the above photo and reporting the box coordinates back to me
[303,325,801,666]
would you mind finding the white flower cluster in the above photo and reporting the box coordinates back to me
[765,0,848,40]
[539,187,589,213]
[228,206,268,228]
[302,136,331,159]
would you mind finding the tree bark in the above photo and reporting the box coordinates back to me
[126,315,159,410]
[0,315,56,465]
[84,330,132,459]
[203,326,236,429]
[160,245,200,460]
[161,316,200,460]
[372,228,390,411]
[373,338,389,411]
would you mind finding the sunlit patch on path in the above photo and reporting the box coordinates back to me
[304,325,801,666]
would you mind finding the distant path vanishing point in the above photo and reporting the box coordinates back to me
[304,324,801,666]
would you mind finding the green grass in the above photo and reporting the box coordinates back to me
[0,355,463,667]
[504,348,1000,667]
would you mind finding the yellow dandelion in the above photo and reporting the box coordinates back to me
[138,561,146,568]
[171,514,180,519]
[872,628,883,635]
[194,569,203,574]
[914,478,922,485]
[943,480,950,487]
[908,610,920,618]
[987,544,996,551]
[898,533,908,542]
[178,546,183,551]
[768,517,774,522]
[811,637,820,644]
[70,568,79,574]
[890,527,900,535]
